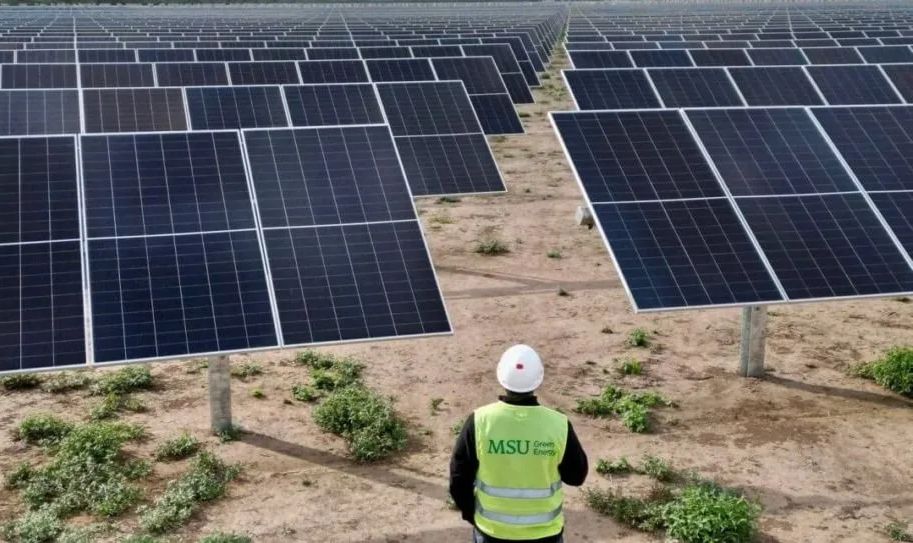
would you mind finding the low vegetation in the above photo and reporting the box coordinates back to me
[596,457,634,476]
[547,249,562,259]
[155,433,201,462]
[313,386,407,462]
[475,239,510,256]
[42,372,93,394]
[1,373,43,391]
[199,533,252,543]
[575,385,674,433]
[230,362,262,380]
[616,358,642,376]
[888,521,913,542]
[91,366,153,396]
[139,451,240,534]
[627,328,650,348]
[586,458,760,543]
[292,384,320,402]
[16,413,75,446]
[853,347,913,397]
[91,393,146,420]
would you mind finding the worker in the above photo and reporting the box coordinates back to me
[449,344,589,543]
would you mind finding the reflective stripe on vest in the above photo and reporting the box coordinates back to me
[476,501,563,526]
[475,480,563,500]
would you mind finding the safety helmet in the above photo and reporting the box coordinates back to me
[497,344,544,393]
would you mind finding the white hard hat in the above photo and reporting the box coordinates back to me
[497,344,544,393]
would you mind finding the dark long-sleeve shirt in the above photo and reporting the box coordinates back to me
[449,395,589,543]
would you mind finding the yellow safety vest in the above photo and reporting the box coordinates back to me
[474,401,568,541]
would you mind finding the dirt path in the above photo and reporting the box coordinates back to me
[1,48,912,543]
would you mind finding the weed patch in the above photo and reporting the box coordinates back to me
[627,328,650,348]
[430,397,444,415]
[292,384,321,402]
[575,385,673,433]
[139,451,239,534]
[313,386,407,462]
[616,358,642,376]
[155,433,201,462]
[853,347,913,397]
[475,239,510,256]
[888,522,913,542]
[1,374,42,391]
[199,533,252,543]
[90,393,146,420]
[92,366,153,396]
[547,250,562,259]
[41,372,93,394]
[250,388,264,399]
[230,363,262,380]
[596,457,634,476]
[17,414,74,446]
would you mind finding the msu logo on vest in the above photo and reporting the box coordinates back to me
[487,440,558,456]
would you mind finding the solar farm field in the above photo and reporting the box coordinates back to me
[0,4,912,543]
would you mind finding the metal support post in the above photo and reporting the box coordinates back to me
[208,355,233,433]
[739,305,767,378]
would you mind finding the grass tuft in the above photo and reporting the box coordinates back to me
[596,457,634,476]
[90,393,146,421]
[575,385,673,433]
[155,433,201,462]
[313,386,407,462]
[475,239,510,256]
[888,522,913,542]
[853,347,913,397]
[627,328,650,348]
[199,533,252,543]
[1,374,43,391]
[292,384,321,403]
[91,366,153,396]
[139,451,239,534]
[41,372,93,394]
[641,455,678,483]
[17,414,74,446]
[547,250,562,259]
[230,362,262,380]
[616,358,642,376]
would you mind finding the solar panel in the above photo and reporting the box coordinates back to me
[858,46,913,64]
[728,67,824,106]
[500,73,535,104]
[139,49,195,63]
[395,134,504,196]
[592,199,782,310]
[812,106,913,191]
[297,60,369,83]
[253,49,308,61]
[376,81,482,136]
[870,192,913,255]
[366,58,435,82]
[647,68,743,108]
[630,50,693,67]
[687,108,855,196]
[196,48,251,62]
[688,49,752,67]
[802,47,864,65]
[0,90,80,135]
[564,69,661,110]
[1,64,77,89]
[261,221,450,343]
[284,83,384,127]
[552,110,723,202]
[568,50,634,69]
[410,45,463,58]
[430,57,507,94]
[228,62,300,85]
[243,126,449,344]
[155,62,229,87]
[735,194,913,300]
[80,63,155,88]
[82,88,187,133]
[359,46,412,59]
[469,94,524,135]
[808,65,903,105]
[881,64,913,102]
[186,86,288,130]
[0,136,85,372]
[306,48,361,60]
[79,49,136,63]
[746,48,807,66]
[242,127,416,228]
[17,50,75,64]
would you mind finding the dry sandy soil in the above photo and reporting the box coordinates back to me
[1,49,912,543]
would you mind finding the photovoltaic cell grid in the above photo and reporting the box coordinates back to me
[552,107,913,310]
[564,70,660,110]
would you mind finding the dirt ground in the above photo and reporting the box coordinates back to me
[1,49,912,543]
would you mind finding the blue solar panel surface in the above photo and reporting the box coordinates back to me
[284,83,384,127]
[564,69,661,110]
[186,86,289,130]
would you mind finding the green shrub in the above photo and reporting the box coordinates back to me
[230,362,262,380]
[313,386,407,462]
[92,366,153,396]
[617,358,643,376]
[583,488,666,531]
[17,414,74,446]
[311,360,363,391]
[0,506,62,543]
[574,385,672,433]
[596,457,633,476]
[10,420,146,520]
[888,522,913,542]
[1,373,43,391]
[5,462,34,490]
[199,533,252,543]
[854,347,913,397]
[475,239,510,256]
[292,384,321,402]
[662,482,760,543]
[547,250,562,259]
[91,393,146,420]
[250,388,264,399]
[121,535,162,543]
[628,328,650,347]
[155,433,201,462]
[641,456,677,483]
[139,451,240,534]
[41,372,93,393]
[294,350,339,370]
[216,425,242,443]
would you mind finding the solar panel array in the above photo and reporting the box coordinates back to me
[555,4,913,312]
[0,6,568,374]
